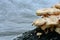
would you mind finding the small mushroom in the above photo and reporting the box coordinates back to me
[52,3,60,9]
[36,32,42,36]
[32,18,46,27]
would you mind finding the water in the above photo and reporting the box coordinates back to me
[0,0,60,40]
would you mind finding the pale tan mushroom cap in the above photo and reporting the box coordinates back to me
[52,3,60,9]
[36,8,60,17]
[32,18,46,26]
[46,16,59,25]
[32,16,60,28]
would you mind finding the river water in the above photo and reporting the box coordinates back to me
[0,0,60,40]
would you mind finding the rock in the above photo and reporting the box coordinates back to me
[13,28,60,40]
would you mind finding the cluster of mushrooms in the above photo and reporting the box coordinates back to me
[32,3,60,34]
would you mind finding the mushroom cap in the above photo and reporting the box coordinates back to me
[32,16,60,28]
[32,18,46,27]
[36,8,60,17]
[46,16,59,25]
[52,3,60,9]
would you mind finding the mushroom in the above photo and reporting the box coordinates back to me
[32,18,46,27]
[32,16,60,31]
[36,8,60,17]
[52,3,60,9]
[33,8,60,33]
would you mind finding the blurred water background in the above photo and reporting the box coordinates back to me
[0,0,60,40]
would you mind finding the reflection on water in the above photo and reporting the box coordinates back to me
[0,0,60,40]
